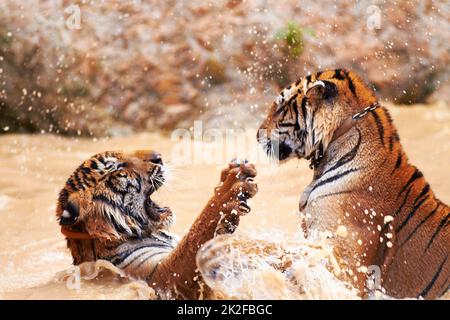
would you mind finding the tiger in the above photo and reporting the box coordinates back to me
[257,69,449,299]
[56,150,258,299]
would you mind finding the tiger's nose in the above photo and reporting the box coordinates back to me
[134,150,164,165]
[149,152,163,165]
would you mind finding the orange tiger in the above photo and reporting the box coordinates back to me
[56,150,258,299]
[257,69,449,299]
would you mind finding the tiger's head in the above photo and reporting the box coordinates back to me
[56,150,173,245]
[257,69,377,165]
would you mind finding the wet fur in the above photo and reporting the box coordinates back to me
[258,69,449,299]
[56,151,258,299]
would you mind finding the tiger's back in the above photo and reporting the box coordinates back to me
[311,104,449,298]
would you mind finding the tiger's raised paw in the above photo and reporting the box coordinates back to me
[214,159,258,235]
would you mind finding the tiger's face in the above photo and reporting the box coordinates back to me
[56,150,173,243]
[257,69,377,162]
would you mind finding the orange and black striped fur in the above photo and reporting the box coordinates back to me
[56,151,258,299]
[257,69,449,299]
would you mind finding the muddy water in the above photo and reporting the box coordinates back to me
[0,104,449,299]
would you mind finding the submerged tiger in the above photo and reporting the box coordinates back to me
[56,150,257,299]
[258,69,449,299]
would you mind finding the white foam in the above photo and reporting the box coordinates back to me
[196,231,359,299]
[0,195,10,211]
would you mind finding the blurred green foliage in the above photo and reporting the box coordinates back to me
[275,21,315,58]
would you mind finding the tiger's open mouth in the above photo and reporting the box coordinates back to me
[260,138,295,161]
[145,165,171,222]
[144,196,172,222]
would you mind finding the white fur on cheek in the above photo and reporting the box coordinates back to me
[311,80,325,88]
[276,85,299,107]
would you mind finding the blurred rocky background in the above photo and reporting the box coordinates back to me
[0,0,448,136]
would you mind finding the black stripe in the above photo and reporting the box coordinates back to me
[292,99,300,130]
[287,93,298,105]
[321,128,362,177]
[317,141,324,158]
[90,160,98,170]
[384,109,394,124]
[388,135,394,152]
[119,248,169,269]
[279,104,290,118]
[136,251,168,268]
[314,189,354,201]
[278,123,295,128]
[400,203,439,246]
[418,256,448,298]
[66,178,77,190]
[58,189,69,206]
[397,168,423,198]
[395,195,429,233]
[394,151,402,171]
[278,129,290,135]
[110,242,174,265]
[414,183,430,205]
[310,108,315,131]
[347,76,357,97]
[380,109,396,151]
[159,231,175,241]
[389,132,399,153]
[118,249,152,269]
[274,105,286,116]
[370,110,385,147]
[310,168,359,194]
[395,186,412,217]
[305,74,312,84]
[97,155,105,165]
[380,185,412,235]
[333,69,345,80]
[300,97,307,126]
[80,170,96,187]
[425,212,450,251]
[80,166,91,174]
[73,173,85,190]
[316,71,323,78]
[287,99,294,119]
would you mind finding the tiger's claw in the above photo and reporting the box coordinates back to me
[214,160,258,235]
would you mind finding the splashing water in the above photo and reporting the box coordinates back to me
[0,104,448,299]
[53,260,156,300]
[196,231,359,299]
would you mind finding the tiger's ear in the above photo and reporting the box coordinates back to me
[60,201,79,225]
[306,80,338,102]
[60,194,81,226]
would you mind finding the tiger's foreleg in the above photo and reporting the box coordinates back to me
[147,160,258,299]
